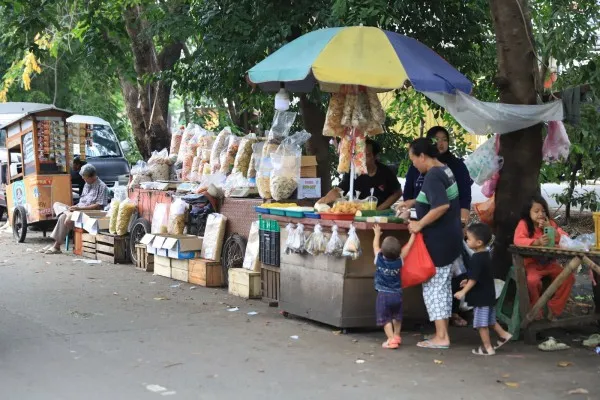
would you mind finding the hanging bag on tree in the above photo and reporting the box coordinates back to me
[401,233,436,288]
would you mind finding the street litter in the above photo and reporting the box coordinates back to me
[73,259,102,264]
[247,311,258,315]
[538,337,570,351]
[567,388,589,395]
[170,284,181,288]
[190,286,196,290]
[227,307,239,312]
[355,359,365,364]
[146,384,167,393]
[290,335,299,340]
[557,361,573,367]
[154,297,169,301]
[504,382,519,388]
[582,333,600,348]
[433,359,443,365]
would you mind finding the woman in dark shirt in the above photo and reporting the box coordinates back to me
[407,138,463,349]
[401,126,473,327]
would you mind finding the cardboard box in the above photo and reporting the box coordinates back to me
[71,210,108,231]
[140,234,203,259]
[296,178,321,199]
[171,258,190,272]
[228,268,261,299]
[188,259,223,287]
[154,256,171,278]
[300,156,318,178]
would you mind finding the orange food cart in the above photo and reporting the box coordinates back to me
[2,107,74,242]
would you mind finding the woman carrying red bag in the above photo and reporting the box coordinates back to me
[406,138,464,349]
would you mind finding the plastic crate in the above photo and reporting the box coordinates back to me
[255,206,270,214]
[304,212,321,219]
[259,218,280,267]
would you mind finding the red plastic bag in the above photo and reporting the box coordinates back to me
[402,233,436,288]
[474,195,495,226]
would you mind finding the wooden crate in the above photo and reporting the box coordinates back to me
[82,233,97,260]
[228,268,261,299]
[261,264,280,304]
[73,228,84,256]
[171,267,188,282]
[188,258,223,287]
[95,233,129,264]
[135,244,153,272]
[154,256,171,278]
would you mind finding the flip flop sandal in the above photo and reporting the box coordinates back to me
[494,334,513,350]
[45,248,62,255]
[538,337,570,352]
[390,336,402,346]
[472,346,495,356]
[382,340,399,349]
[583,333,600,348]
[417,340,450,349]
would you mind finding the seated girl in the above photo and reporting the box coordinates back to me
[513,195,575,319]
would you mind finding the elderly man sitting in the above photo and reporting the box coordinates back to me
[44,164,109,254]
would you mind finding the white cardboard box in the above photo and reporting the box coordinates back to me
[140,234,203,259]
[71,210,108,230]
[296,178,321,199]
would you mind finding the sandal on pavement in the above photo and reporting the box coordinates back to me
[538,337,570,352]
[417,340,449,349]
[450,314,468,327]
[382,339,399,349]
[583,333,600,348]
[494,334,513,350]
[472,346,495,356]
[390,336,402,346]
[45,248,62,255]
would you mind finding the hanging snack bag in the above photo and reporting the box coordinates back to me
[367,89,386,125]
[290,223,307,254]
[148,148,171,181]
[325,225,344,257]
[257,156,273,199]
[168,198,188,235]
[337,135,352,174]
[464,135,504,185]
[305,223,327,256]
[248,142,265,180]
[352,91,372,130]
[353,133,368,176]
[284,223,295,255]
[108,199,121,235]
[116,198,136,236]
[210,127,232,173]
[129,160,152,189]
[341,93,357,127]
[263,111,297,159]
[177,123,197,164]
[323,92,346,137]
[342,225,362,260]
[270,130,311,201]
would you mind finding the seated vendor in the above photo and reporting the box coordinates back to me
[44,164,110,255]
[317,139,402,210]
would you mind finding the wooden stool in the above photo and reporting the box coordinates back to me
[495,266,521,341]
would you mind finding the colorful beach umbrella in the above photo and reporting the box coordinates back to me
[248,26,472,94]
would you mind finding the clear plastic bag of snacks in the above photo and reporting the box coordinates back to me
[148,148,171,181]
[169,126,184,156]
[210,127,232,173]
[337,135,352,174]
[305,223,327,256]
[352,91,371,130]
[116,198,136,236]
[108,199,120,234]
[342,225,362,260]
[367,89,386,124]
[219,135,241,175]
[129,160,152,189]
[232,134,257,176]
[270,130,311,201]
[284,223,296,255]
[353,133,367,175]
[290,223,307,254]
[151,203,169,234]
[248,142,265,180]
[323,93,346,137]
[325,225,344,257]
[257,156,272,199]
[177,123,197,164]
[168,198,188,235]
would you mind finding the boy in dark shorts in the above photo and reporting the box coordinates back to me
[373,225,415,349]
[454,223,513,356]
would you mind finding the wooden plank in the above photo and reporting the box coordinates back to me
[513,254,531,326]
[82,233,97,243]
[521,256,581,328]
[96,243,115,255]
[96,234,116,245]
[96,252,116,263]
[529,314,600,330]
[82,251,96,260]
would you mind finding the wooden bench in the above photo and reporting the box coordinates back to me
[509,245,600,343]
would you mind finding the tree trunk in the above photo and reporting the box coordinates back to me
[119,73,149,158]
[299,95,331,194]
[489,0,542,279]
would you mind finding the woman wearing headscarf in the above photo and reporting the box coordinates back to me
[400,126,473,327]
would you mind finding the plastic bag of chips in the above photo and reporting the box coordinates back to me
[168,198,188,235]
[342,225,362,260]
[325,225,344,257]
[323,93,346,137]
[305,223,327,256]
[116,198,136,236]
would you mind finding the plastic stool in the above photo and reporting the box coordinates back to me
[65,232,70,251]
[495,266,521,341]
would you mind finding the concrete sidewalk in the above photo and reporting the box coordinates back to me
[0,231,598,400]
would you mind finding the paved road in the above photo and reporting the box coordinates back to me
[0,231,599,400]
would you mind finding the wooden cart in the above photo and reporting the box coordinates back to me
[1,107,74,242]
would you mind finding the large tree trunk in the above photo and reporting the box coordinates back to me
[299,95,331,194]
[122,5,182,158]
[489,0,543,279]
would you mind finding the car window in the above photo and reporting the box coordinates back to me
[72,125,122,158]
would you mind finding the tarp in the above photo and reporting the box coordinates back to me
[424,91,563,135]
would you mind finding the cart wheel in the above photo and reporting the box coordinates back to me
[12,206,27,243]
[0,206,6,221]
[221,234,247,287]
[129,218,151,264]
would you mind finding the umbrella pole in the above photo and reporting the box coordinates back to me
[349,127,355,201]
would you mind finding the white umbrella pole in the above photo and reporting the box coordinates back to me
[349,127,355,201]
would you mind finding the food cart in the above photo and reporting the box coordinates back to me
[1,107,74,242]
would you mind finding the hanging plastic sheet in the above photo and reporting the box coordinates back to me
[423,91,563,135]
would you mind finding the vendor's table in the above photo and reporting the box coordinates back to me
[262,215,428,329]
[509,245,600,343]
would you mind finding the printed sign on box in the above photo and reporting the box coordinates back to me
[296,178,321,199]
